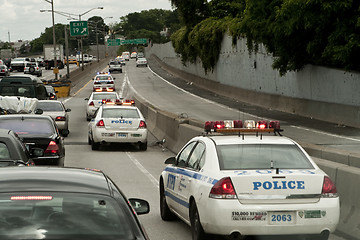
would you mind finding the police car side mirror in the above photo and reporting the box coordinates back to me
[165,157,176,165]
[84,98,89,100]
[66,108,71,112]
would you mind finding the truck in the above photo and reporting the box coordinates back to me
[43,44,64,70]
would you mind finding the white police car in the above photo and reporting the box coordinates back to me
[159,120,340,240]
[88,102,147,151]
[92,73,115,92]
[85,92,121,121]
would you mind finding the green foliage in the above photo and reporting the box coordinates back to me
[171,0,360,75]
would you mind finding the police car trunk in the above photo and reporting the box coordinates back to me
[101,107,143,133]
[214,136,330,204]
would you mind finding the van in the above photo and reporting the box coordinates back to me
[0,76,49,99]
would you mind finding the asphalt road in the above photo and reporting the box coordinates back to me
[55,59,349,240]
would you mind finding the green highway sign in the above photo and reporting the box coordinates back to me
[70,21,88,37]
[107,38,147,46]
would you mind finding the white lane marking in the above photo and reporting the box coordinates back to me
[126,152,159,188]
[290,125,360,142]
[119,72,128,98]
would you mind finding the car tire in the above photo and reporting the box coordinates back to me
[139,142,147,151]
[88,136,92,145]
[190,201,207,240]
[91,140,99,150]
[160,180,176,221]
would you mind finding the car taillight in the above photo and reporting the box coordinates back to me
[96,119,105,127]
[89,101,95,106]
[209,177,237,199]
[321,176,337,198]
[45,141,59,154]
[11,196,53,201]
[139,120,146,128]
[55,116,66,121]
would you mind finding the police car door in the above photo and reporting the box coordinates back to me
[176,141,205,219]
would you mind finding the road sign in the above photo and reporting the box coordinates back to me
[107,38,147,46]
[70,21,88,37]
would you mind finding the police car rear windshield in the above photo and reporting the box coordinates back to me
[217,144,314,170]
[102,109,140,118]
[95,76,113,81]
[93,93,118,100]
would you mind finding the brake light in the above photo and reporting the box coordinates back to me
[89,101,95,106]
[45,141,59,154]
[209,177,237,199]
[257,120,268,129]
[96,119,105,127]
[55,116,66,121]
[321,176,337,198]
[11,196,53,201]
[139,120,146,128]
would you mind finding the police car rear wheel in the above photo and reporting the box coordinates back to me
[91,140,99,150]
[190,202,207,240]
[139,142,147,151]
[160,180,176,221]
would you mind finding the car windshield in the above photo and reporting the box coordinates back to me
[217,144,314,170]
[26,63,36,67]
[0,118,54,136]
[0,142,10,159]
[93,94,118,100]
[0,192,136,239]
[102,108,140,118]
[0,86,36,98]
[37,102,64,112]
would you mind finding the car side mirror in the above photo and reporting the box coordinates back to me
[113,77,116,80]
[84,98,89,100]
[165,156,176,165]
[34,109,43,114]
[66,108,71,112]
[61,129,70,136]
[128,198,150,215]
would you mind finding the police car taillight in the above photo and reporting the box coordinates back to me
[209,177,237,199]
[139,120,146,128]
[321,176,337,198]
[96,119,105,127]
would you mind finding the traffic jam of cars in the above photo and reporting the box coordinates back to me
[0,52,341,240]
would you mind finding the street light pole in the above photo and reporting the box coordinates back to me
[44,0,58,80]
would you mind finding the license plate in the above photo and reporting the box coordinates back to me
[117,133,127,138]
[269,212,295,225]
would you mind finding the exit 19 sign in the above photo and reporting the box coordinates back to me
[70,21,88,37]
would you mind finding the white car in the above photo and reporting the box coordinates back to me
[36,100,71,136]
[92,73,115,92]
[88,104,148,151]
[85,92,121,121]
[160,120,340,240]
[136,58,148,67]
[122,52,130,61]
[24,62,42,77]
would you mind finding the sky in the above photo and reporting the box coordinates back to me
[0,0,173,42]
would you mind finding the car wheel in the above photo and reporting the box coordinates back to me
[139,142,147,151]
[91,139,99,150]
[190,201,207,240]
[88,136,92,145]
[160,180,176,221]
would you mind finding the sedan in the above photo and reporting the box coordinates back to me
[88,104,148,151]
[0,167,150,239]
[36,100,71,136]
[93,74,116,92]
[0,115,67,166]
[0,128,42,166]
[0,65,10,77]
[85,92,121,121]
[160,120,339,240]
[136,58,148,67]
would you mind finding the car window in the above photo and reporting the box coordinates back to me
[0,193,135,239]
[102,108,140,118]
[37,102,64,112]
[95,76,113,81]
[0,143,10,159]
[187,142,205,170]
[217,144,314,170]
[0,119,55,136]
[92,93,118,100]
[177,142,197,167]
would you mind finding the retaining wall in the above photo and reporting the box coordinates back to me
[146,37,360,128]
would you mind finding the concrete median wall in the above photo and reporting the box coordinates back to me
[134,92,360,239]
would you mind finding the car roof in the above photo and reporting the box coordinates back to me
[0,75,42,84]
[0,114,53,121]
[0,167,112,195]
[205,135,296,145]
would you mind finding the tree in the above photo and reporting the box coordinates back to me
[87,16,109,46]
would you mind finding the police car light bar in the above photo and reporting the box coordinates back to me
[204,120,282,134]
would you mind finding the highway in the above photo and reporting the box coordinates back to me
[33,58,349,240]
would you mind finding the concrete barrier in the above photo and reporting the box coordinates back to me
[133,92,360,239]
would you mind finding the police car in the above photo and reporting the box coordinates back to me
[85,92,121,121]
[92,72,115,92]
[88,101,147,151]
[159,120,340,240]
